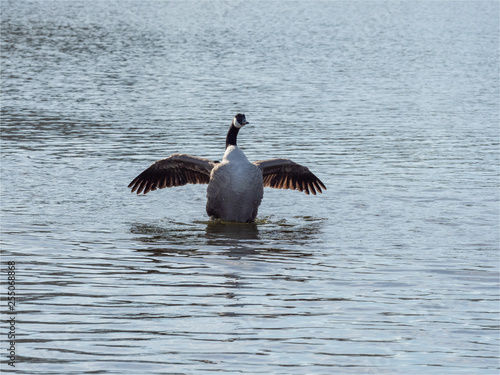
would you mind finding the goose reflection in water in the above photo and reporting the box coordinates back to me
[130,217,325,258]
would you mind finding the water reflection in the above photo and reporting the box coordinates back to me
[130,217,326,258]
[204,221,260,241]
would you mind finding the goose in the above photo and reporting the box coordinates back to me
[128,114,326,223]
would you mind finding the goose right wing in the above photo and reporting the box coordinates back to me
[253,158,327,195]
[128,154,217,194]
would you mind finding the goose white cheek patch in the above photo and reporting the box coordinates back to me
[233,117,247,128]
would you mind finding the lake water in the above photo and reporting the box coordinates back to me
[1,1,499,374]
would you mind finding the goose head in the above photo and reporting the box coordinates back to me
[233,113,249,128]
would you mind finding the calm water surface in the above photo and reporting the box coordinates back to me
[1,1,499,374]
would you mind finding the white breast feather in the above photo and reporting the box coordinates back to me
[206,145,264,222]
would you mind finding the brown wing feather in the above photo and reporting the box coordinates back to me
[253,158,326,195]
[128,154,216,194]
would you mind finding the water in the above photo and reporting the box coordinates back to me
[1,1,498,374]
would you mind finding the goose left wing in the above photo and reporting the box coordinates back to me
[253,158,327,195]
[128,154,217,194]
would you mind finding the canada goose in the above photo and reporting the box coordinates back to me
[128,114,326,222]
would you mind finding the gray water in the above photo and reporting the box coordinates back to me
[1,1,499,374]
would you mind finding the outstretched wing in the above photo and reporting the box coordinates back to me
[128,154,217,194]
[253,158,327,195]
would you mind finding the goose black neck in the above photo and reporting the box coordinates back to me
[226,124,240,148]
